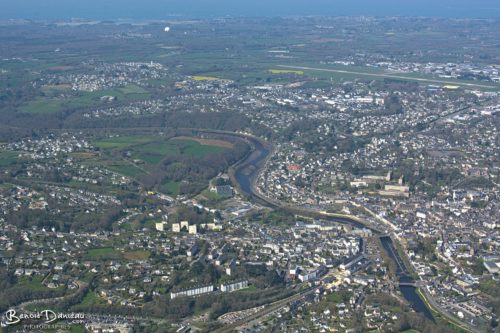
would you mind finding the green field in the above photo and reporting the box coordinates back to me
[123,250,151,260]
[84,247,150,261]
[161,180,180,195]
[18,84,150,114]
[269,69,304,75]
[95,136,226,166]
[18,98,68,114]
[134,153,164,164]
[85,247,121,260]
[107,163,147,178]
[191,75,224,81]
[133,141,179,163]
[14,276,64,292]
[94,135,157,149]
[174,139,225,157]
[79,291,107,307]
[90,136,230,193]
[0,151,18,167]
[68,325,86,333]
[117,84,149,94]
[16,276,50,291]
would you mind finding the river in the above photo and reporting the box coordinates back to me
[233,136,270,196]
[231,134,435,321]
[379,236,434,321]
[233,136,371,230]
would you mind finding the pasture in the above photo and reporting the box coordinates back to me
[0,150,18,167]
[93,135,157,149]
[92,135,230,186]
[18,84,150,114]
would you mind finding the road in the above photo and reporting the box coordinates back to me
[15,280,85,311]
[212,286,319,333]
[418,288,482,333]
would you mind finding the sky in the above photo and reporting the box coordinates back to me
[1,0,499,20]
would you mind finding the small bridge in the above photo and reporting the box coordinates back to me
[399,280,424,288]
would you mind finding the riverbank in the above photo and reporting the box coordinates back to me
[216,131,464,327]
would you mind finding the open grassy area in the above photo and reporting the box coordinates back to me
[140,142,178,154]
[0,150,19,167]
[18,98,65,114]
[68,325,86,333]
[191,75,224,81]
[18,84,150,114]
[107,163,147,178]
[269,69,304,75]
[173,136,234,148]
[85,247,121,260]
[79,291,107,307]
[133,152,164,164]
[123,250,151,261]
[161,180,180,195]
[92,135,230,190]
[93,135,157,149]
[16,276,51,291]
[96,136,226,164]
[138,139,223,163]
[41,84,72,92]
[117,84,149,94]
[174,139,225,157]
[200,189,220,201]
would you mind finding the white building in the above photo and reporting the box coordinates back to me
[220,280,249,292]
[171,285,214,299]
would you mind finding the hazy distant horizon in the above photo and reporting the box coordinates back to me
[2,0,500,20]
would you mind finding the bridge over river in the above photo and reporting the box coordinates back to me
[223,131,436,322]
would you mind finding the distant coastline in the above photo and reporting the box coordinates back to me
[1,0,499,20]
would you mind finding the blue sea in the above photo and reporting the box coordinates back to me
[1,0,499,20]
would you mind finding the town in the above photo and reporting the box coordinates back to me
[0,15,498,333]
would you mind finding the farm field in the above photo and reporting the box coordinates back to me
[132,139,226,164]
[18,84,150,114]
[0,150,19,167]
[106,163,148,178]
[269,69,304,75]
[172,136,234,148]
[91,135,231,194]
[95,136,226,163]
[191,75,224,81]
[94,135,158,149]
